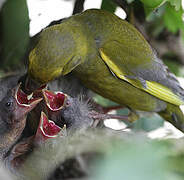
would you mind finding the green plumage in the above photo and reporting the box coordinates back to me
[28,9,184,132]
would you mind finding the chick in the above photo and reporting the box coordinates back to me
[5,111,67,175]
[42,89,93,132]
[42,89,132,132]
[0,84,42,160]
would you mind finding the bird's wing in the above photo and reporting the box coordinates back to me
[99,40,184,106]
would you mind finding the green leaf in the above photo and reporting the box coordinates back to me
[163,3,184,33]
[145,4,166,22]
[0,0,29,69]
[168,0,182,10]
[142,0,182,20]
[101,0,117,13]
[140,0,166,9]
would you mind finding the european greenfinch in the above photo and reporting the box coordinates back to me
[26,9,184,132]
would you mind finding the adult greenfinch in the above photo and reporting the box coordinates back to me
[26,9,184,132]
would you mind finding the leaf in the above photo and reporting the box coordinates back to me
[145,4,166,22]
[101,0,117,13]
[163,3,184,33]
[140,0,166,9]
[0,0,29,69]
[142,0,182,20]
[167,0,182,10]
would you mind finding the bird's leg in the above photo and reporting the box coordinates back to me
[89,110,139,128]
[86,98,139,127]
[89,110,129,121]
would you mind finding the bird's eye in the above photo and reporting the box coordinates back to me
[5,101,13,108]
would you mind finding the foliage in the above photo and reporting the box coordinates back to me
[0,0,29,69]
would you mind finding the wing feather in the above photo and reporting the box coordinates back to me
[100,48,184,106]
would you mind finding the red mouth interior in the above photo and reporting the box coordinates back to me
[44,90,66,110]
[42,113,61,136]
[17,88,36,105]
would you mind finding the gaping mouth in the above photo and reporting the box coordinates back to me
[15,83,43,107]
[35,112,66,141]
[42,89,67,111]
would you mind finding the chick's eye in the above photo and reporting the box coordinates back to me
[1,96,14,112]
[6,102,13,107]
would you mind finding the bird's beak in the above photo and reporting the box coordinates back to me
[42,89,67,112]
[14,83,43,118]
[24,75,46,94]
[35,112,66,145]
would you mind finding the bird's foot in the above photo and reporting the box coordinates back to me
[89,110,139,128]
[128,111,139,123]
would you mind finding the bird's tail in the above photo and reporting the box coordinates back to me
[159,103,184,133]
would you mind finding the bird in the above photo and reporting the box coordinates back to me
[47,73,91,98]
[17,129,184,180]
[5,111,66,173]
[25,9,184,132]
[34,111,67,145]
[0,83,42,161]
[42,89,94,132]
[42,89,132,131]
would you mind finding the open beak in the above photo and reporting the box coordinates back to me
[42,89,67,112]
[14,83,43,117]
[24,75,46,94]
[35,112,66,144]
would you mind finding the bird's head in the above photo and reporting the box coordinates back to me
[35,112,66,145]
[0,83,42,135]
[27,23,87,92]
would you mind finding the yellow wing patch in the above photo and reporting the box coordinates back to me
[100,49,184,106]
